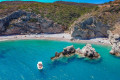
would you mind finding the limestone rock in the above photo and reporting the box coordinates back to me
[0,10,64,35]
[81,44,100,59]
[51,52,63,60]
[108,30,120,56]
[71,17,109,39]
[0,10,26,33]
[51,45,76,60]
[63,45,76,55]
[75,48,85,57]
[51,44,100,60]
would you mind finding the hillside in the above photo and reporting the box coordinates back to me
[0,1,97,28]
[0,1,120,39]
[71,0,120,39]
[54,1,98,7]
[93,0,120,34]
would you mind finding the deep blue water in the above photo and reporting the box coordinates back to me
[0,0,114,4]
[0,40,120,80]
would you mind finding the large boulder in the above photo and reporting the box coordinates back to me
[81,44,100,59]
[75,48,85,57]
[51,45,76,60]
[71,17,109,39]
[63,45,76,55]
[108,30,120,56]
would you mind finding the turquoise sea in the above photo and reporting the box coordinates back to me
[0,40,120,80]
[0,0,114,4]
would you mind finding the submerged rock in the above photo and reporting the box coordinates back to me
[51,44,100,60]
[108,30,120,56]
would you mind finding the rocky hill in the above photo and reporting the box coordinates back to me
[71,0,120,39]
[0,10,64,35]
[55,1,98,7]
[0,1,96,35]
[0,1,120,39]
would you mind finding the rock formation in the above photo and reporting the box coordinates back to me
[107,30,120,56]
[81,44,100,59]
[0,10,64,35]
[71,17,110,39]
[51,45,76,60]
[0,10,26,33]
[51,44,100,60]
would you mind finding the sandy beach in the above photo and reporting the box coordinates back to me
[0,33,111,46]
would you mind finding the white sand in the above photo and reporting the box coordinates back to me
[0,33,111,45]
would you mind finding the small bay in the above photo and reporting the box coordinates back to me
[0,40,119,80]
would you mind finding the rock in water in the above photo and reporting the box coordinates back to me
[108,30,120,56]
[51,45,76,60]
[51,52,63,60]
[81,44,100,59]
[63,45,76,56]
[51,44,100,60]
[75,48,85,57]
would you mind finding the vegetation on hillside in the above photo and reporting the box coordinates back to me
[0,1,97,29]
[94,0,120,26]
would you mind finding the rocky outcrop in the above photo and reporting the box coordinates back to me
[107,30,120,56]
[51,44,100,60]
[0,10,64,35]
[71,17,110,39]
[81,44,100,59]
[0,10,26,33]
[51,45,76,60]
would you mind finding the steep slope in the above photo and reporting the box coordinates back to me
[71,0,120,39]
[0,1,97,35]
[54,1,98,7]
[0,10,64,35]
[0,1,96,28]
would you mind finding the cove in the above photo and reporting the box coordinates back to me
[0,40,119,80]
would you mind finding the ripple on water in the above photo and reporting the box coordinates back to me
[0,40,119,80]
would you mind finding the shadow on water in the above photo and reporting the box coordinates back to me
[110,54,120,59]
[83,58,102,64]
[0,50,7,59]
[0,47,16,59]
[48,55,77,69]
[37,69,48,79]
[0,53,5,58]
[47,55,102,70]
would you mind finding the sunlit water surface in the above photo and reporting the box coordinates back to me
[0,40,119,80]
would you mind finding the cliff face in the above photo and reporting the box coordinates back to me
[71,0,120,39]
[0,10,64,35]
[0,1,120,38]
[0,10,26,33]
[108,30,120,56]
[71,17,110,39]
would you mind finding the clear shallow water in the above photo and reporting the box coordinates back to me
[0,0,114,4]
[0,40,119,80]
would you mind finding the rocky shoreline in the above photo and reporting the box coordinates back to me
[108,31,120,57]
[51,44,100,61]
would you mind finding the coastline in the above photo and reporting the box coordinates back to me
[0,33,111,46]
